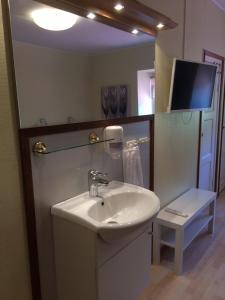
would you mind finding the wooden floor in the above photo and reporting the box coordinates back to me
[139,192,225,300]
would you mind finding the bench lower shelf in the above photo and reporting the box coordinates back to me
[161,214,213,250]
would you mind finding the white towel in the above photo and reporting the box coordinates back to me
[122,145,144,187]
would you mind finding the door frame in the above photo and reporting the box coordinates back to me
[218,84,225,192]
[197,50,224,193]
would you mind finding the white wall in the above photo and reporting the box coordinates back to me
[154,112,199,205]
[13,41,92,127]
[31,122,150,300]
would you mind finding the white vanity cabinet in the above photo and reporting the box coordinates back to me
[52,182,159,300]
[52,216,152,300]
[98,230,151,300]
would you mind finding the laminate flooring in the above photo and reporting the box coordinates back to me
[139,192,225,300]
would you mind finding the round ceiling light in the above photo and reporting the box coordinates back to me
[31,8,79,31]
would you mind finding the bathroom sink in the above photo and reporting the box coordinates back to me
[52,181,160,241]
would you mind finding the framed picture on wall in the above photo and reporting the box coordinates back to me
[101,85,128,119]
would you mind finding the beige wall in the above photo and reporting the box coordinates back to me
[185,0,225,60]
[90,43,155,118]
[141,0,200,206]
[13,41,154,127]
[141,0,225,206]
[13,41,92,128]
[0,2,32,300]
[2,0,225,298]
[185,0,225,193]
[141,0,185,113]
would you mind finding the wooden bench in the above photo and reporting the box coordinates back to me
[153,188,216,274]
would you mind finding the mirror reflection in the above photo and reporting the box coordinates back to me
[9,0,155,128]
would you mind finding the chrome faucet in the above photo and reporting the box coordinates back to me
[88,169,110,197]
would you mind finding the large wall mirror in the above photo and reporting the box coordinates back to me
[8,0,155,128]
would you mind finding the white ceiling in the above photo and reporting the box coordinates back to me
[9,0,154,53]
[212,0,225,12]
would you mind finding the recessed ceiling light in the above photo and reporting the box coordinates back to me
[114,3,125,11]
[132,28,139,35]
[87,12,96,20]
[31,8,79,31]
[157,23,165,29]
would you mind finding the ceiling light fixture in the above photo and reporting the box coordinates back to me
[132,28,139,35]
[31,8,79,31]
[87,12,96,20]
[114,3,125,11]
[157,22,165,29]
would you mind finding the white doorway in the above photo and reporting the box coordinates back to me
[137,69,155,115]
[198,50,224,192]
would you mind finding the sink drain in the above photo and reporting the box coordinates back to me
[107,220,118,224]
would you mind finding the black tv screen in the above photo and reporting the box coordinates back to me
[168,59,217,111]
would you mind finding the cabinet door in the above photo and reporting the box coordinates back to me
[98,231,151,300]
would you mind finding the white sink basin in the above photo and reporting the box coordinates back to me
[52,181,160,241]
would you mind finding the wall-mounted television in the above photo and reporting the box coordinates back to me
[168,59,217,112]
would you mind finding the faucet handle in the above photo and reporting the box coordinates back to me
[88,169,108,178]
[97,172,109,187]
[88,169,97,177]
[88,169,109,185]
[97,171,108,177]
